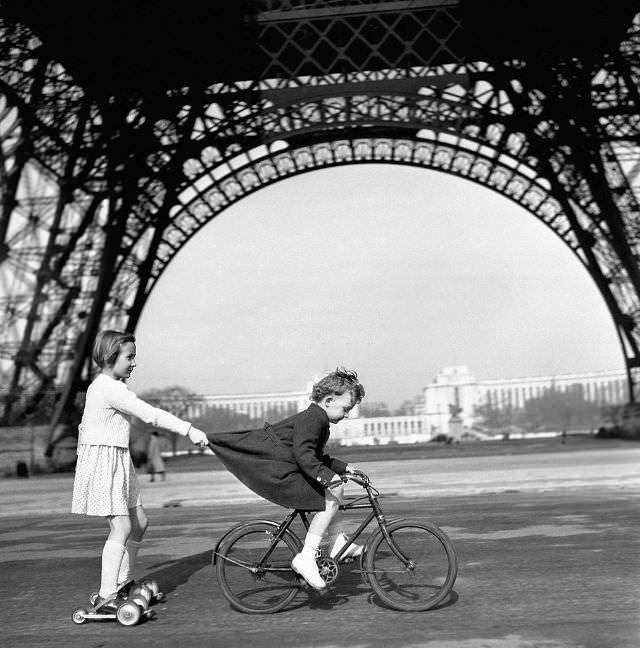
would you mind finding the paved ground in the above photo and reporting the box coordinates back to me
[2,442,639,516]
[1,442,639,648]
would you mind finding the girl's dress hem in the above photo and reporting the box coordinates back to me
[71,445,142,516]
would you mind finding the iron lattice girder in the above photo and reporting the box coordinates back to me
[1,4,640,430]
[256,0,465,79]
[128,65,640,382]
[3,1,637,97]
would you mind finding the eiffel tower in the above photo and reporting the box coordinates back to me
[1,1,639,452]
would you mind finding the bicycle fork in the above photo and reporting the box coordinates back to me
[370,496,414,570]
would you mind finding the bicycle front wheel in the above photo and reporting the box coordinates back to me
[365,519,457,612]
[215,522,301,614]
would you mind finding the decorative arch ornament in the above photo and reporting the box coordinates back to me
[0,3,639,444]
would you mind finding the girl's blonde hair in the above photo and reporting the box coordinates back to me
[92,330,136,368]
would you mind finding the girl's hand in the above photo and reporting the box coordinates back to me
[188,427,208,448]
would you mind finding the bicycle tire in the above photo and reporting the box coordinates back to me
[365,519,457,611]
[215,522,302,614]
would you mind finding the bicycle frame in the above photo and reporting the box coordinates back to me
[213,475,413,576]
[258,475,413,570]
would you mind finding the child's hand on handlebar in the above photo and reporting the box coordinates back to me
[345,466,369,481]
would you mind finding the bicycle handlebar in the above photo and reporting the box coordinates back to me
[327,470,371,489]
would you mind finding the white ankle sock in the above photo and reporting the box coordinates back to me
[301,532,323,558]
[118,540,142,585]
[99,540,126,598]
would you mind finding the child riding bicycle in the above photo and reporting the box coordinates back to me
[208,367,366,590]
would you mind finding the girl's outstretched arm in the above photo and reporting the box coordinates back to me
[104,378,204,443]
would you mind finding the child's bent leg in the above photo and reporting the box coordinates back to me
[118,505,148,586]
[326,511,345,544]
[319,486,364,560]
[100,515,131,598]
[292,488,342,589]
[308,482,343,539]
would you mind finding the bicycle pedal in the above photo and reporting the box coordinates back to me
[294,574,328,593]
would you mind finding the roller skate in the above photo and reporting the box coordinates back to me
[129,578,165,606]
[89,578,163,611]
[71,592,153,626]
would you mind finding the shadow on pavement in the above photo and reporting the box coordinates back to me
[307,565,376,610]
[145,550,212,595]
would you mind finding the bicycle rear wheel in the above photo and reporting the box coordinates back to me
[215,522,302,614]
[365,519,457,611]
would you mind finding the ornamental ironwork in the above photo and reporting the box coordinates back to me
[0,2,639,451]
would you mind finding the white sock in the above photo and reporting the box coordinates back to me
[99,540,126,598]
[118,551,129,586]
[118,540,142,585]
[301,532,323,558]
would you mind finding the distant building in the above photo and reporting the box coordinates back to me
[165,366,627,445]
[422,366,628,437]
[332,414,428,446]
[186,389,311,421]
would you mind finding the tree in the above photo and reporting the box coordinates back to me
[394,398,420,416]
[140,385,193,416]
[192,406,261,434]
[137,385,196,457]
[521,384,600,432]
[359,401,390,418]
[474,402,521,431]
[135,385,288,458]
[475,383,603,434]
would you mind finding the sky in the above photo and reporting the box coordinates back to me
[129,164,624,409]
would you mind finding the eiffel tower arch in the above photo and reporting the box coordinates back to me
[1,1,640,451]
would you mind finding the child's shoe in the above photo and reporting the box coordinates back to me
[291,552,327,590]
[330,532,364,560]
[93,593,125,612]
[116,579,135,596]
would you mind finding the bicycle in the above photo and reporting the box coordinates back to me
[212,470,458,613]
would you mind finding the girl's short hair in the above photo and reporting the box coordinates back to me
[310,367,365,405]
[92,330,136,368]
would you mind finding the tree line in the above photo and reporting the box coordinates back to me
[473,383,604,433]
[137,383,611,436]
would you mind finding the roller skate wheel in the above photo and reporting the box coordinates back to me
[131,594,149,611]
[130,584,151,602]
[116,601,141,627]
[71,607,88,624]
[140,578,159,597]
[89,592,99,606]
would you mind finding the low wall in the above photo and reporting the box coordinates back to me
[0,423,195,477]
[0,425,52,477]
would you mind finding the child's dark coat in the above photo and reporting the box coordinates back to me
[208,403,347,510]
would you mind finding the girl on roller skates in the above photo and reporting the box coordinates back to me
[71,330,208,612]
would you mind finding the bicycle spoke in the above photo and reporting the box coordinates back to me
[366,521,457,611]
[216,524,300,614]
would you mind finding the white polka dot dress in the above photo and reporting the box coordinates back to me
[72,445,142,516]
[71,372,192,516]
